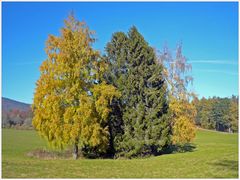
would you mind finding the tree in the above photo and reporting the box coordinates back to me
[157,43,197,145]
[32,14,120,159]
[8,109,24,126]
[104,32,129,155]
[105,27,171,158]
[228,97,238,132]
[211,97,230,131]
[170,99,196,145]
[2,111,10,128]
[157,43,193,100]
[23,117,32,128]
[195,97,215,129]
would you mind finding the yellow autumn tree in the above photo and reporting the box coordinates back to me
[32,14,120,159]
[170,99,196,145]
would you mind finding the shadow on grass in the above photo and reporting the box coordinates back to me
[177,143,196,152]
[162,143,197,155]
[209,160,238,178]
[27,143,197,160]
[212,160,238,171]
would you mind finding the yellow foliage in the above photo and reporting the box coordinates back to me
[170,98,196,145]
[32,14,120,152]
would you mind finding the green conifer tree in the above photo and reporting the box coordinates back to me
[104,32,129,155]
[105,27,171,158]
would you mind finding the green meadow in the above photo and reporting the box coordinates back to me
[2,128,238,178]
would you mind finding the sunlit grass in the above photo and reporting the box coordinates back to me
[2,128,238,178]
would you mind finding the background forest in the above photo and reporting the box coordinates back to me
[3,96,238,133]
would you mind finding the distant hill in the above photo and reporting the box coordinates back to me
[2,97,31,112]
[2,97,32,128]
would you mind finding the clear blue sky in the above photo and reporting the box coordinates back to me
[2,2,239,104]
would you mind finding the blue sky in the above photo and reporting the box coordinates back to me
[2,2,238,104]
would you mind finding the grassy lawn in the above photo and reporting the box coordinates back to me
[2,128,238,178]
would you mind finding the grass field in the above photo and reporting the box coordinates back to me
[2,128,238,178]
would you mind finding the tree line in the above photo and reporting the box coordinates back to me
[193,95,238,133]
[3,95,237,134]
[2,109,32,129]
[29,14,237,159]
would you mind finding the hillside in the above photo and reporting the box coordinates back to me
[2,97,32,128]
[2,97,31,112]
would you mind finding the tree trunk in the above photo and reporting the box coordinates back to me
[73,143,78,160]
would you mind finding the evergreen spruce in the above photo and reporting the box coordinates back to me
[104,32,129,155]
[105,27,171,158]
